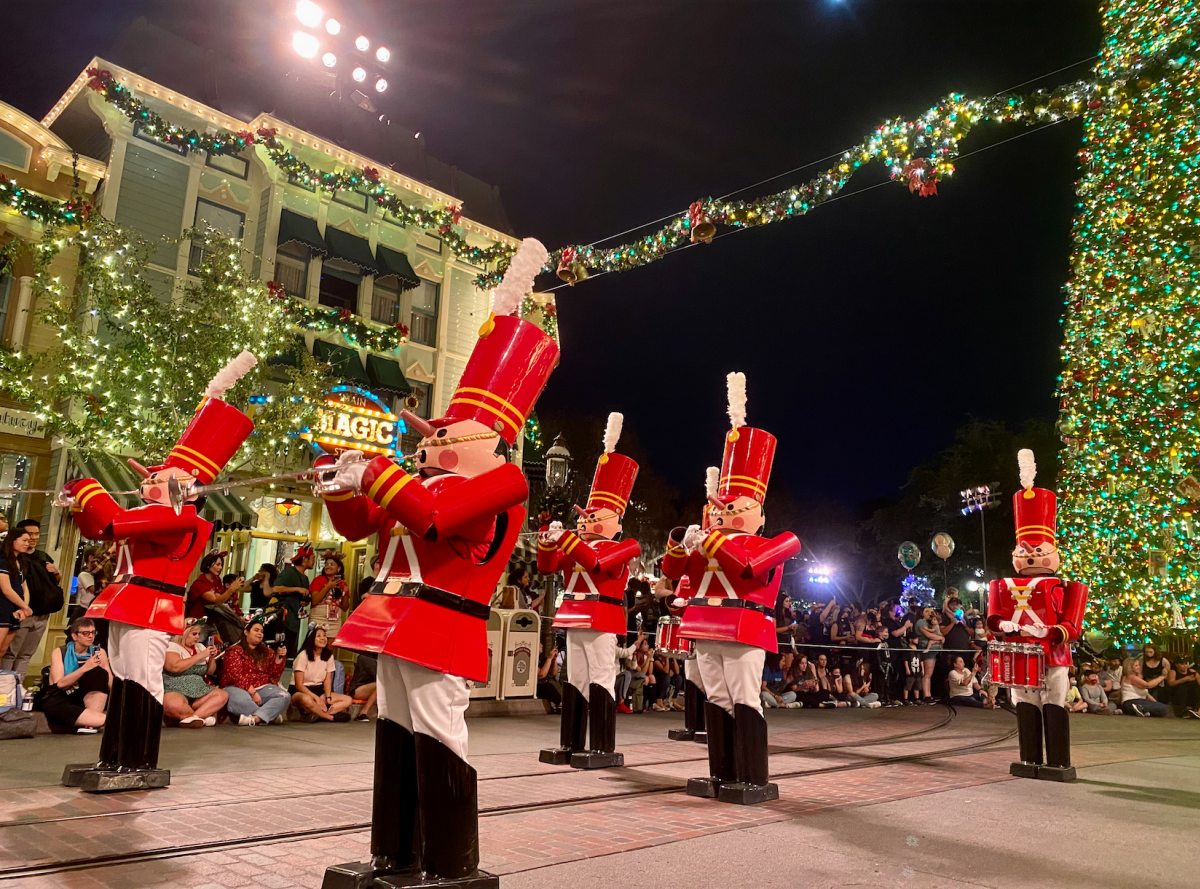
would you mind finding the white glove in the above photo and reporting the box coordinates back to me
[332,450,368,493]
[998,620,1020,634]
[543,520,565,544]
[672,597,687,609]
[1020,624,1049,638]
[682,524,705,552]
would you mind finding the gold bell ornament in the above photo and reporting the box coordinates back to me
[689,201,715,244]
[556,246,589,286]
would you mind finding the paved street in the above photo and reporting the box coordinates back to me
[2,707,1197,888]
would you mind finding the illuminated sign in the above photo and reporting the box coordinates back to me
[299,386,405,456]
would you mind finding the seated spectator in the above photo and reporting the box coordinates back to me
[221,618,289,726]
[614,631,645,713]
[291,626,352,722]
[162,619,228,727]
[848,657,882,708]
[1138,644,1171,705]
[628,638,654,712]
[1065,675,1088,713]
[1121,658,1171,716]
[349,652,379,721]
[814,653,850,708]
[1166,656,1200,719]
[40,618,110,733]
[1099,658,1123,705]
[1080,669,1119,715]
[762,652,800,708]
[651,649,678,711]
[248,563,277,611]
[902,634,922,704]
[536,643,562,712]
[786,653,827,708]
[947,655,992,708]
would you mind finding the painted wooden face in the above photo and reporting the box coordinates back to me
[706,495,764,535]
[1012,541,1060,576]
[412,419,504,478]
[139,466,198,507]
[575,508,621,541]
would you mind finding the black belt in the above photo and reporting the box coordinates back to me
[114,574,186,597]
[687,597,773,618]
[565,592,625,607]
[370,581,490,621]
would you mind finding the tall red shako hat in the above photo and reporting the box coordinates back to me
[441,239,559,446]
[1013,448,1056,549]
[157,351,257,484]
[586,412,638,516]
[718,371,776,505]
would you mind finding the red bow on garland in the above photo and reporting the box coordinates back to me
[256,127,278,141]
[235,130,256,145]
[362,167,381,183]
[85,67,114,92]
[560,246,577,265]
[900,158,939,197]
[266,281,286,299]
[452,205,462,225]
[394,322,410,337]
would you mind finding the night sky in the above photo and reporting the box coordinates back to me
[0,1,1102,509]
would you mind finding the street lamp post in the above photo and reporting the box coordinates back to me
[290,1,392,111]
[540,434,572,649]
[960,483,1001,607]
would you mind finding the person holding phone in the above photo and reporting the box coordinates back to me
[41,618,112,732]
[221,617,289,725]
[162,619,227,727]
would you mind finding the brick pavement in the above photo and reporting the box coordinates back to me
[6,710,1198,888]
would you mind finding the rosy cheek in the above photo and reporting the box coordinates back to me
[732,517,745,529]
[148,487,161,500]
[438,450,459,470]
[1041,558,1051,567]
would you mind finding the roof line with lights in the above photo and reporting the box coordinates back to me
[41,58,519,249]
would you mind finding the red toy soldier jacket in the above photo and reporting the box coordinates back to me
[326,455,527,682]
[71,482,212,636]
[539,530,640,636]
[663,528,800,652]
[986,576,1088,669]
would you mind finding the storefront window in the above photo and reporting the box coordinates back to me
[0,453,31,525]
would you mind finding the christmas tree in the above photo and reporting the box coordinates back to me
[1057,0,1200,642]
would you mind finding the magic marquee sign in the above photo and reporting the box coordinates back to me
[299,386,405,457]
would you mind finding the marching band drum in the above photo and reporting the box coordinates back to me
[988,641,1046,691]
[655,615,694,660]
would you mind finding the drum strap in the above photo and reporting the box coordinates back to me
[566,593,624,607]
[687,597,772,617]
[112,574,186,597]
[377,523,422,584]
[696,559,735,596]
[1004,579,1047,628]
[565,565,599,595]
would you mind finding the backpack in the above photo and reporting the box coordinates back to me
[0,670,24,715]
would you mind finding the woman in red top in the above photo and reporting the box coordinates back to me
[185,552,244,620]
[308,552,349,635]
[220,619,288,725]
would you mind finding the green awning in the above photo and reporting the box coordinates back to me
[325,226,379,276]
[69,451,255,528]
[313,339,370,386]
[366,354,411,396]
[375,244,420,291]
[278,209,328,256]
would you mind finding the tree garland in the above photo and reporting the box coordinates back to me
[84,68,516,288]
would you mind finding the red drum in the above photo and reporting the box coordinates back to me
[655,616,694,658]
[988,641,1046,690]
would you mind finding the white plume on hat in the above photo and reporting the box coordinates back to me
[705,466,720,499]
[602,412,623,453]
[490,238,548,317]
[726,371,747,429]
[1018,448,1037,490]
[204,351,258,399]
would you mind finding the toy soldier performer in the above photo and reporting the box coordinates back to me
[664,372,801,805]
[987,449,1088,781]
[666,466,720,743]
[62,352,257,792]
[538,412,641,769]
[319,239,557,889]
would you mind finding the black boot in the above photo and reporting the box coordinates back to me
[1010,701,1044,779]
[324,719,418,889]
[373,734,497,889]
[62,676,124,787]
[80,681,170,792]
[570,684,624,769]
[669,679,707,742]
[687,701,736,798]
[717,704,778,805]
[1038,704,1076,782]
[540,682,587,764]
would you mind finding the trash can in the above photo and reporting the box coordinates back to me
[499,608,540,699]
[470,610,504,700]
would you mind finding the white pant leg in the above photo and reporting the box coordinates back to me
[566,629,593,699]
[696,641,731,713]
[108,622,169,703]
[377,654,471,762]
[579,631,617,698]
[716,641,765,715]
[684,656,705,692]
[1012,665,1069,710]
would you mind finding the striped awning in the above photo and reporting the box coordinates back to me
[68,451,256,529]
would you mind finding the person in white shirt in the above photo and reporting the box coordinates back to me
[290,626,352,721]
[948,655,990,708]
